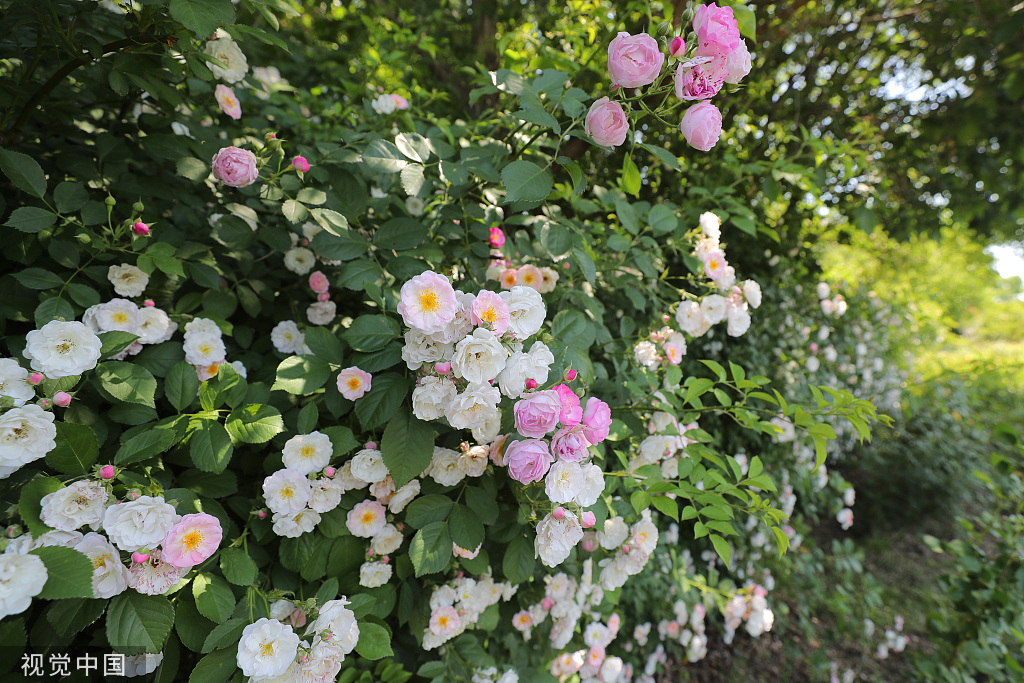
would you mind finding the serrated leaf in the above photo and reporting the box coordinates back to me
[381,405,434,488]
[219,547,257,586]
[192,574,235,624]
[355,620,393,660]
[95,361,157,407]
[5,206,57,233]
[19,476,63,537]
[503,535,534,584]
[709,533,732,567]
[272,355,331,395]
[0,147,47,197]
[225,404,284,444]
[353,373,408,430]
[31,546,95,599]
[106,592,175,655]
[170,0,235,38]
[46,421,99,475]
[361,139,408,173]
[501,160,553,204]
[409,521,452,577]
[190,420,234,474]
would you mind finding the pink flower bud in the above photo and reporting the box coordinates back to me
[6,527,18,538]
[129,490,140,500]
[258,510,267,519]
[564,369,578,382]
[53,391,72,407]
[434,362,451,375]
[38,399,51,409]
[525,379,538,390]
[317,293,331,302]
[489,227,506,248]
[144,299,155,307]
[553,507,565,520]
[397,523,404,531]
[810,343,819,353]
[541,597,554,610]
[581,511,596,528]
[100,465,116,480]
[662,314,670,322]
[131,552,150,564]
[28,372,44,385]
[365,442,377,450]
[382,556,390,564]
[563,262,571,269]
[291,156,311,173]
[458,609,466,616]
[132,222,150,236]
[324,466,336,477]
[582,532,598,552]
[669,36,686,58]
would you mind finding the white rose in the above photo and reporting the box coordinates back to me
[94,298,140,333]
[283,247,316,275]
[412,376,458,421]
[314,598,360,653]
[40,480,107,531]
[458,446,489,477]
[534,510,584,567]
[107,264,149,297]
[205,32,249,84]
[359,560,392,588]
[74,532,129,599]
[452,328,508,384]
[445,382,500,431]
[102,495,180,552]
[674,301,706,335]
[24,320,102,378]
[742,280,762,309]
[281,431,333,475]
[500,286,545,339]
[350,448,389,484]
[726,306,751,337]
[816,282,831,299]
[599,517,629,550]
[306,301,337,326]
[700,295,727,325]
[470,412,502,445]
[402,329,454,371]
[271,321,305,355]
[236,618,299,681]
[429,447,465,487]
[335,462,367,492]
[575,463,605,507]
[370,523,403,555]
[633,341,660,369]
[699,212,721,240]
[309,479,343,514]
[0,404,56,475]
[135,307,177,344]
[0,358,34,407]
[262,469,311,515]
[544,460,583,504]
[272,509,320,538]
[388,479,420,514]
[0,553,48,619]
[183,331,226,366]
[630,513,659,554]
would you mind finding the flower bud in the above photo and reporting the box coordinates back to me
[38,399,51,409]
[434,362,451,375]
[144,299,155,307]
[132,222,150,236]
[581,511,596,528]
[131,552,150,564]
[100,465,116,480]
[104,196,116,206]
[53,391,72,407]
[669,36,686,58]
[365,442,377,450]
[291,156,311,173]
[564,369,577,382]
[317,293,330,302]
[258,510,267,519]
[324,466,336,478]
[132,201,145,213]
[525,379,538,390]
[656,21,672,37]
[129,490,140,500]
[541,597,554,610]
[28,372,44,385]
[553,506,565,520]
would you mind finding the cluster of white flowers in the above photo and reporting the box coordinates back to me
[485,259,561,293]
[262,431,340,539]
[816,281,848,317]
[632,406,699,479]
[236,598,359,682]
[271,320,313,356]
[722,583,775,643]
[472,667,519,683]
[595,510,658,591]
[424,573,517,650]
[82,297,176,361]
[181,317,245,382]
[632,325,688,370]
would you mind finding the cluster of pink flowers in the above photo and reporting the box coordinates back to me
[485,259,562,292]
[423,573,517,650]
[585,3,752,152]
[632,324,688,370]
[4,473,222,600]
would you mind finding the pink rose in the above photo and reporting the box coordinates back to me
[514,390,562,438]
[503,438,554,485]
[214,84,241,120]
[391,94,410,110]
[554,384,582,426]
[584,97,629,147]
[337,366,372,400]
[397,270,458,334]
[551,425,590,462]
[581,397,611,444]
[724,42,752,84]
[309,270,330,293]
[607,32,665,88]
[693,3,742,56]
[679,102,723,152]
[211,146,259,187]
[470,290,510,335]
[674,64,723,101]
[291,156,311,172]
[489,227,506,248]
[160,513,222,568]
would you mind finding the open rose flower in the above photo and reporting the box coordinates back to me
[215,84,241,120]
[674,64,723,101]
[504,438,555,485]
[514,390,562,438]
[607,32,665,88]
[554,384,583,426]
[585,97,629,147]
[398,271,458,334]
[211,146,259,187]
[679,101,723,152]
[581,397,611,444]
[337,367,372,400]
[693,3,742,56]
[160,513,223,568]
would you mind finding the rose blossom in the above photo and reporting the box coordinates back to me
[291,156,310,172]
[607,32,665,88]
[215,84,241,119]
[161,513,223,568]
[308,271,330,293]
[679,101,723,152]
[469,290,511,335]
[584,97,629,147]
[535,509,584,567]
[211,147,259,187]
[581,397,611,444]
[550,425,590,462]
[693,2,742,56]
[513,390,562,438]
[503,438,554,485]
[397,271,458,334]
[337,367,372,400]
[674,64,723,101]
[489,227,506,248]
[554,384,582,426]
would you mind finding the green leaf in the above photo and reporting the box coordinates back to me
[374,218,426,251]
[106,592,175,655]
[99,331,141,359]
[201,618,247,654]
[395,133,431,163]
[46,421,99,475]
[190,420,234,474]
[46,598,106,637]
[0,147,47,197]
[19,476,62,537]
[95,361,157,408]
[449,505,484,550]
[282,199,308,224]
[640,142,681,171]
[13,267,63,289]
[272,355,331,395]
[309,230,368,261]
[225,404,284,443]
[731,215,756,236]
[464,487,498,525]
[621,155,641,197]
[353,373,408,430]
[219,547,257,586]
[188,646,238,683]
[296,402,318,434]
[355,620,394,660]
[34,296,75,326]
[192,574,235,624]
[540,222,574,259]
[31,546,95,599]
[710,533,732,567]
[380,405,434,488]
[503,535,535,584]
[302,327,345,364]
[54,182,88,213]
[309,208,349,236]
[170,0,235,38]
[400,164,426,196]
[559,158,587,196]
[5,206,57,233]
[404,495,453,529]
[361,139,408,173]
[409,521,452,577]
[515,108,559,131]
[650,495,679,520]
[648,204,678,234]
[166,362,200,411]
[501,160,553,204]
[322,425,360,458]
[343,315,399,352]
[115,427,184,465]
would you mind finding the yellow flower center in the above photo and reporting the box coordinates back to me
[281,486,294,499]
[347,377,361,391]
[56,340,72,354]
[522,272,535,284]
[199,344,211,355]
[260,640,276,658]
[361,511,376,524]
[113,313,128,323]
[503,273,516,285]
[182,529,204,551]
[206,363,220,376]
[300,445,316,458]
[480,306,497,323]
[438,615,450,628]
[419,290,440,312]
